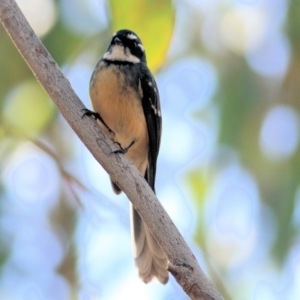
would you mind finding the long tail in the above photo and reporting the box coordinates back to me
[131,204,168,284]
[110,163,169,283]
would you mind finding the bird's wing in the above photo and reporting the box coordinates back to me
[139,65,162,192]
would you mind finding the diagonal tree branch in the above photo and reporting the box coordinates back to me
[0,1,223,299]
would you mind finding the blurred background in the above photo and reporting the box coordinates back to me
[1,0,300,299]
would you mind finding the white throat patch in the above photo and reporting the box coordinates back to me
[103,44,140,63]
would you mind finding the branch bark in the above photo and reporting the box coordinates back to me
[0,1,223,299]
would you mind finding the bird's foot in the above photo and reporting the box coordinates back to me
[112,140,135,154]
[82,108,114,134]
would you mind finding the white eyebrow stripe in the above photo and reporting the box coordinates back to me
[138,43,144,52]
[127,33,138,40]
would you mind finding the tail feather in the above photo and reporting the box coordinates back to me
[144,225,167,260]
[131,204,168,284]
[110,167,168,284]
[135,241,152,271]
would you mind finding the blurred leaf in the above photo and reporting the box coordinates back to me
[52,191,78,291]
[284,0,300,111]
[286,0,300,53]
[186,170,210,246]
[2,80,56,135]
[43,20,84,66]
[265,152,300,264]
[216,57,260,148]
[187,170,208,205]
[0,27,32,105]
[109,0,175,72]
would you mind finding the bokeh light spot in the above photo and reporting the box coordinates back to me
[219,5,266,54]
[16,0,57,37]
[216,185,254,238]
[260,105,299,160]
[3,80,55,135]
[60,0,108,35]
[11,158,50,206]
[247,33,290,77]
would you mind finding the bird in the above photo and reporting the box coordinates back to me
[82,29,168,284]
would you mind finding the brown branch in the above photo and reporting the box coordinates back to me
[0,1,223,299]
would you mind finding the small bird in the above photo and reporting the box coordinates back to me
[83,29,168,284]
